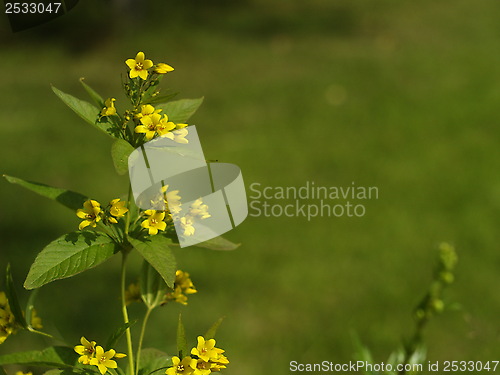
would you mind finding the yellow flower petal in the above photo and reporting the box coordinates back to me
[143,59,154,70]
[135,52,145,62]
[135,125,148,134]
[125,59,136,69]
[130,69,140,79]
[139,69,149,80]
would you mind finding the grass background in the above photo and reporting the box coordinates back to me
[1,0,500,374]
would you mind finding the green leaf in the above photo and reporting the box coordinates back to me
[24,231,119,290]
[157,97,204,123]
[129,236,176,289]
[351,332,377,374]
[137,348,170,375]
[25,288,40,328]
[0,346,76,367]
[176,314,187,359]
[111,139,135,176]
[204,317,225,340]
[193,236,240,251]
[52,86,117,138]
[79,78,104,108]
[143,92,178,105]
[3,174,88,211]
[5,264,28,329]
[0,366,8,375]
[106,320,137,349]
[140,261,168,309]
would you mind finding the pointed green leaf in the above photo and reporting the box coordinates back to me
[157,97,204,123]
[137,348,171,375]
[106,320,137,349]
[129,236,176,288]
[52,86,118,138]
[204,317,225,340]
[140,261,168,309]
[24,232,119,290]
[193,236,240,251]
[111,139,135,176]
[5,264,28,329]
[3,175,88,211]
[0,346,76,367]
[79,78,104,108]
[176,314,187,359]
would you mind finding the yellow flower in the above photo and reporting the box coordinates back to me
[210,353,229,372]
[126,52,153,80]
[161,185,182,214]
[191,336,223,362]
[194,359,214,375]
[30,308,43,330]
[141,210,167,235]
[135,113,175,141]
[74,336,97,365]
[163,128,189,144]
[135,104,162,119]
[155,63,175,74]
[165,270,197,305]
[166,356,196,375]
[165,286,187,305]
[125,282,142,306]
[76,200,102,230]
[0,292,16,345]
[155,115,177,137]
[180,216,195,236]
[89,346,126,375]
[189,199,211,220]
[109,198,129,223]
[15,372,33,375]
[175,270,197,295]
[100,98,117,117]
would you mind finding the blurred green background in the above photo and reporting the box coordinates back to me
[2,0,500,374]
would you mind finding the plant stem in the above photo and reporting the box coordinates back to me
[121,252,135,375]
[125,184,133,236]
[135,307,154,375]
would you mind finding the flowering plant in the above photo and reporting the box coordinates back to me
[1,52,238,375]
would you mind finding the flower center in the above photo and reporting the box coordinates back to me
[177,365,185,371]
[135,62,144,70]
[99,356,107,363]
[151,218,158,225]
[85,214,95,220]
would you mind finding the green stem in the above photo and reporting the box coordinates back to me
[135,307,154,375]
[125,184,133,236]
[27,327,54,339]
[121,252,135,375]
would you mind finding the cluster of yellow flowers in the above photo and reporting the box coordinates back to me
[76,198,129,230]
[126,52,173,81]
[167,336,229,375]
[165,270,197,305]
[99,52,189,144]
[74,337,127,375]
[0,292,42,345]
[134,104,189,142]
[141,186,211,238]
[0,292,16,344]
[125,270,197,306]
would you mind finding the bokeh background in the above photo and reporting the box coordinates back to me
[2,0,500,374]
